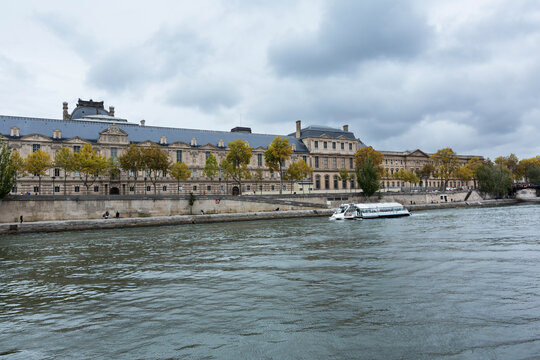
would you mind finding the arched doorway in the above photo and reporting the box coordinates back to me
[232,186,240,196]
[110,187,120,195]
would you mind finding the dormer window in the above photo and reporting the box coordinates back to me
[53,129,61,139]
[10,127,20,137]
[218,139,224,147]
[160,136,167,145]
[191,138,197,146]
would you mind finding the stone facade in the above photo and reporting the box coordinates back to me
[1,99,479,195]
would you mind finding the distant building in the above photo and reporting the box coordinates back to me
[0,99,477,195]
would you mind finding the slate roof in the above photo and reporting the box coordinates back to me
[0,115,309,152]
[289,125,366,147]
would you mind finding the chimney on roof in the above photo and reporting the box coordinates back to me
[109,106,115,117]
[343,125,349,132]
[63,102,69,120]
[140,119,145,126]
[296,120,301,138]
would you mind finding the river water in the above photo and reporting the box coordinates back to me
[1,204,540,359]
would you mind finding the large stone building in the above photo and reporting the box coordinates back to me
[0,99,477,195]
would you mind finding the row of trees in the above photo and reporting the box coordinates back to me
[0,136,315,197]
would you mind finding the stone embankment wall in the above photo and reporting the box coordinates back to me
[0,190,489,223]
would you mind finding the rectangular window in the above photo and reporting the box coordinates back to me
[73,146,80,153]
[302,155,307,163]
[259,185,263,191]
[341,158,345,168]
[130,186,135,192]
[333,157,337,168]
[257,154,263,167]
[162,186,167,192]
[129,170,134,177]
[341,143,344,150]
[193,185,197,191]
[207,185,211,191]
[32,144,40,152]
[221,185,225,191]
[146,186,151,192]
[74,171,80,177]
[54,186,60,193]
[324,157,328,169]
[94,186,99,192]
[74,186,80,193]
[324,141,327,149]
[314,141,318,148]
[206,152,210,160]
[350,158,353,169]
[247,185,251,191]
[176,150,182,163]
[192,171,197,178]
[11,186,17,193]
[271,185,275,191]
[315,156,319,168]
[34,186,39,193]
[111,147,118,161]
[349,143,352,150]
[332,142,336,149]
[54,168,60,177]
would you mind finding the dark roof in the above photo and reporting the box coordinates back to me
[0,115,309,152]
[289,125,358,141]
[71,99,110,119]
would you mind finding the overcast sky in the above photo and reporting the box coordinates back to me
[1,0,540,159]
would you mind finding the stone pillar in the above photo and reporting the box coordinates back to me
[296,120,301,138]
[109,106,115,117]
[63,102,69,120]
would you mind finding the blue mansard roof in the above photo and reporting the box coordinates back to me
[0,115,310,152]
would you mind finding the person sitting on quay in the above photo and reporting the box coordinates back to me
[103,211,110,219]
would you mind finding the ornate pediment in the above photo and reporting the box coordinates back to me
[20,134,52,142]
[65,137,90,144]
[407,149,429,158]
[98,124,129,145]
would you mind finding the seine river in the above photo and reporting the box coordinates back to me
[1,204,540,359]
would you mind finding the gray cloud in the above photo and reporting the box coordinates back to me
[167,78,241,112]
[86,28,211,93]
[268,0,432,77]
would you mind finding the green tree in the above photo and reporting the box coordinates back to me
[356,155,380,198]
[517,157,540,181]
[430,148,459,190]
[253,167,264,194]
[354,146,385,175]
[283,159,313,194]
[24,149,52,194]
[416,163,435,188]
[141,144,171,194]
[73,143,108,194]
[118,144,144,194]
[170,161,191,194]
[264,136,293,195]
[225,139,253,194]
[338,168,350,191]
[203,153,219,192]
[219,158,233,194]
[476,163,512,198]
[0,141,17,199]
[54,147,75,195]
[526,165,540,184]
[495,153,520,179]
[455,166,473,187]
[465,156,483,189]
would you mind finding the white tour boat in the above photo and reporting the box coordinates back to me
[329,203,359,220]
[355,202,410,219]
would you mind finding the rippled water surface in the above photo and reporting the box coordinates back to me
[2,204,540,359]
